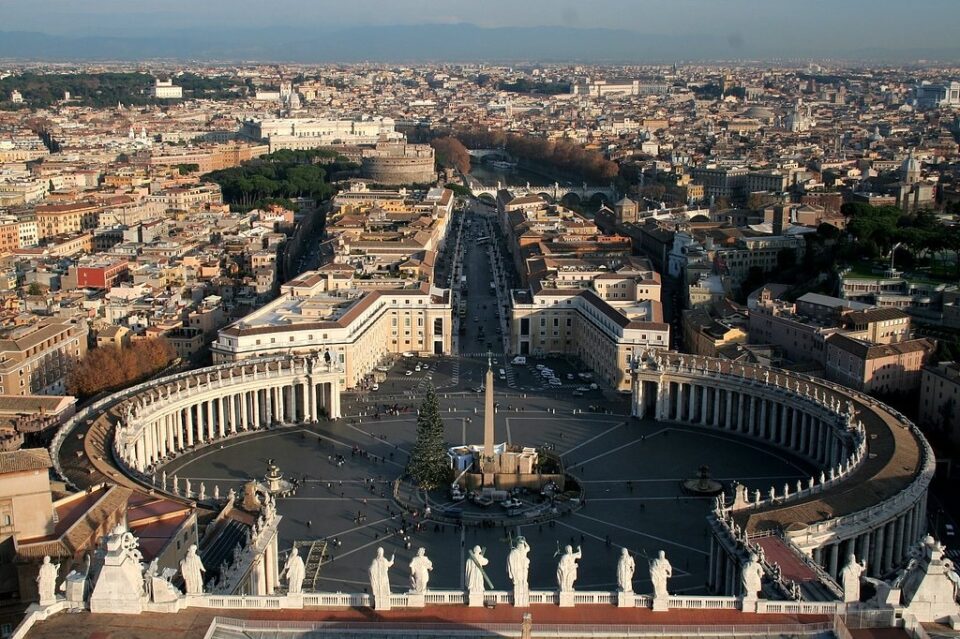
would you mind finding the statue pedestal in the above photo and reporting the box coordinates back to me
[468,592,485,607]
[373,594,391,611]
[616,591,635,608]
[740,597,759,613]
[513,588,529,608]
[285,594,303,609]
[652,595,669,611]
[558,591,575,607]
[37,594,58,608]
[407,593,426,608]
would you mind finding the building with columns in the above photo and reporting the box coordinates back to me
[111,355,341,475]
[630,351,932,599]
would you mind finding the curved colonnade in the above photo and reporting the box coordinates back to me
[111,355,342,477]
[630,351,934,596]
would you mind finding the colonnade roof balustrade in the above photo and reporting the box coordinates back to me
[631,352,931,536]
[50,355,342,496]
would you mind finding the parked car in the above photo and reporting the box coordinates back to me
[371,384,379,391]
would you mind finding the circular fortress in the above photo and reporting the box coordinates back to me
[360,142,436,185]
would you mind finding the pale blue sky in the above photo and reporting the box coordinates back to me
[3,0,959,59]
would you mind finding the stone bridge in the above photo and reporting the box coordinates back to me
[472,181,617,203]
[467,148,513,161]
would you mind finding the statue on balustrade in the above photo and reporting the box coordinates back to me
[840,554,866,603]
[465,545,489,595]
[556,545,582,593]
[282,547,306,595]
[649,550,672,598]
[368,547,394,606]
[740,552,764,600]
[616,548,635,593]
[37,556,60,606]
[409,547,433,594]
[179,544,206,595]
[507,537,530,597]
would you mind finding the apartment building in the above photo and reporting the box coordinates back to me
[0,318,89,396]
[918,361,960,442]
[824,333,935,394]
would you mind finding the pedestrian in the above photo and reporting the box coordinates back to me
[307,520,312,528]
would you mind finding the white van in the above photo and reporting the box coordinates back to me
[511,356,526,365]
[498,369,507,380]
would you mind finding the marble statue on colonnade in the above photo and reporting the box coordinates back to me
[369,547,394,610]
[649,550,672,598]
[179,545,206,595]
[557,545,582,593]
[36,556,60,606]
[508,537,530,606]
[465,545,489,597]
[840,554,867,603]
[741,552,764,602]
[616,548,635,593]
[282,547,306,595]
[409,548,432,594]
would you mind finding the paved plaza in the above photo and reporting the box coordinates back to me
[165,381,813,596]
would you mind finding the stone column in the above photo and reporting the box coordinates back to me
[828,543,840,579]
[239,391,248,430]
[175,409,184,451]
[859,533,871,576]
[701,386,709,425]
[895,513,907,567]
[268,534,280,594]
[330,381,341,419]
[205,400,214,440]
[883,520,896,574]
[759,399,768,440]
[791,409,800,450]
[253,389,261,428]
[747,396,756,435]
[302,381,312,422]
[873,524,885,574]
[812,420,822,463]
[252,556,267,596]
[218,397,226,437]
[228,394,236,434]
[725,390,734,430]
[135,437,146,471]
[688,384,697,423]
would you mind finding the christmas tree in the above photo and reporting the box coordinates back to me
[408,385,449,490]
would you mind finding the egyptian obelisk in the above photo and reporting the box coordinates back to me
[482,354,496,484]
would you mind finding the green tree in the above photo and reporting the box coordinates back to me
[408,386,449,490]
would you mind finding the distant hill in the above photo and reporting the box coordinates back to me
[0,25,958,63]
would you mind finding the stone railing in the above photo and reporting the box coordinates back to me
[205,617,837,638]
[10,590,846,639]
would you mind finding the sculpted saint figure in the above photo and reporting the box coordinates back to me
[465,546,489,595]
[368,547,395,604]
[617,548,635,593]
[649,550,672,598]
[556,545,582,593]
[840,554,866,603]
[36,556,59,605]
[180,544,206,595]
[507,537,531,595]
[409,548,433,594]
[741,552,763,600]
[282,547,306,595]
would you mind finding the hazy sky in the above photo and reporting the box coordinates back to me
[4,0,960,53]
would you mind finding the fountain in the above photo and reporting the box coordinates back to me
[682,465,723,496]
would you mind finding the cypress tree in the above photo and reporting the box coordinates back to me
[409,385,448,490]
